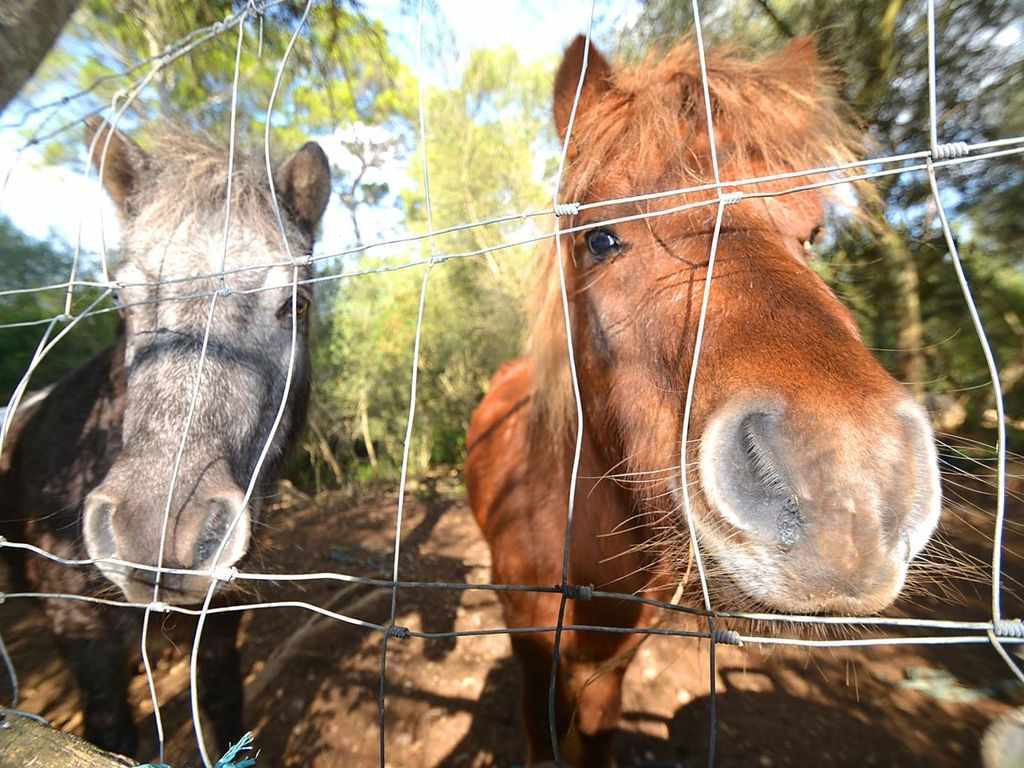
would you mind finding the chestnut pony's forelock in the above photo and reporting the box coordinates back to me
[527,36,867,441]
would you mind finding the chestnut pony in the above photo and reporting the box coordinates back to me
[465,36,941,766]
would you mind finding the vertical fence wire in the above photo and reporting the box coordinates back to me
[546,1,598,762]
[0,83,140,464]
[187,2,314,764]
[923,0,1019,684]
[0,628,17,709]
[141,15,251,763]
[139,18,250,765]
[59,90,128,327]
[677,2,734,762]
[0,102,127,464]
[0,288,112,461]
[378,3,438,762]
[93,70,163,287]
[0,318,58,458]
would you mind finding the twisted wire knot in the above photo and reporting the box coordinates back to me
[554,202,580,217]
[564,584,594,601]
[720,191,744,205]
[54,313,71,323]
[147,601,170,614]
[711,628,743,646]
[212,565,238,583]
[386,624,411,639]
[994,618,1024,638]
[216,285,233,298]
[932,142,970,161]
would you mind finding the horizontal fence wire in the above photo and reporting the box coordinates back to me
[0,0,1021,766]
[1,144,1022,333]
[3,137,1023,301]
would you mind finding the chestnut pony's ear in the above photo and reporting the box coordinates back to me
[780,35,819,69]
[770,36,822,93]
[553,35,613,142]
[84,116,149,214]
[274,141,331,238]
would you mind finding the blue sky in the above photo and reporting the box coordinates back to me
[0,0,644,274]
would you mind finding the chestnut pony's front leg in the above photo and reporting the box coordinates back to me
[504,592,646,768]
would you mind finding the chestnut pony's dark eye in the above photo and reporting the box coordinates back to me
[585,228,621,262]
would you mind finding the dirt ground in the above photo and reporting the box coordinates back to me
[3,473,1024,767]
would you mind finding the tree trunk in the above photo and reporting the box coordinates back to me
[883,225,927,400]
[0,712,133,767]
[308,413,344,486]
[0,0,81,115]
[359,389,377,467]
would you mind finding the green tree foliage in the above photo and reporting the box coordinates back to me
[301,47,554,487]
[24,1,413,161]
[0,215,118,400]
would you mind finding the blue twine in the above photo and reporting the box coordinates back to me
[214,732,258,768]
[135,731,257,768]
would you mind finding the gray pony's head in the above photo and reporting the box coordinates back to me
[81,118,331,604]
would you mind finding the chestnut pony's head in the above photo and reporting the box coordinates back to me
[530,36,941,614]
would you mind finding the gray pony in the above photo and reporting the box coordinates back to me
[0,117,330,757]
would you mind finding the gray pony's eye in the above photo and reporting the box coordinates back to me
[276,292,310,320]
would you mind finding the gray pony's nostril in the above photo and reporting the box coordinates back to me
[83,496,119,558]
[129,567,185,592]
[193,496,238,567]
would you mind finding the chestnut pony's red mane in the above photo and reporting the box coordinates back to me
[527,36,866,439]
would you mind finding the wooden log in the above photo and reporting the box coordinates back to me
[0,711,134,768]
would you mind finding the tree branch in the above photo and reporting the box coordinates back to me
[752,0,794,39]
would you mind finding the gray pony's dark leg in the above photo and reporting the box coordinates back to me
[55,629,138,757]
[196,610,244,756]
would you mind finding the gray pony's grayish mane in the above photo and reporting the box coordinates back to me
[115,124,313,284]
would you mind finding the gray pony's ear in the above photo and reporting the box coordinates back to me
[84,116,149,214]
[275,142,331,238]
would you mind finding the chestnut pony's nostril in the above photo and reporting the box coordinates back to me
[704,406,803,544]
[894,399,943,558]
[83,495,119,559]
[777,497,804,549]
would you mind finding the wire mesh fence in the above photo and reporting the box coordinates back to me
[0,0,1022,766]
